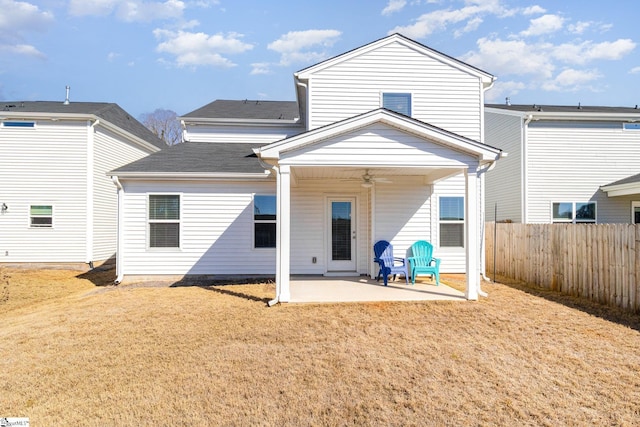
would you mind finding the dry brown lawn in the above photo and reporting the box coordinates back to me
[1,267,639,426]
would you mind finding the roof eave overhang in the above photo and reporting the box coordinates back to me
[109,171,271,181]
[179,117,301,127]
[600,182,640,197]
[486,107,640,122]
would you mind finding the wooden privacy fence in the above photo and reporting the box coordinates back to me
[485,223,640,313]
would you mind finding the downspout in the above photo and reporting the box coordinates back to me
[111,176,124,285]
[256,155,281,306]
[522,114,533,223]
[476,77,496,290]
[478,159,499,294]
[86,119,99,269]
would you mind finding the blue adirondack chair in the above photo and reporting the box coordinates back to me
[407,240,441,285]
[373,240,409,286]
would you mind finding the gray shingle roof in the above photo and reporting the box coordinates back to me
[603,172,640,187]
[181,99,300,121]
[486,104,640,114]
[1,101,166,149]
[111,142,267,175]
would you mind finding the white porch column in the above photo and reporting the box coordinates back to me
[465,165,480,300]
[277,165,291,302]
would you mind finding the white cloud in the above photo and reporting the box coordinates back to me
[521,5,545,15]
[69,0,185,22]
[541,68,602,91]
[485,80,527,103]
[462,37,555,79]
[454,16,483,38]
[568,21,591,35]
[382,0,406,16]
[268,29,341,66]
[153,29,253,68]
[520,14,564,37]
[0,43,46,59]
[250,62,271,75]
[0,0,54,58]
[389,0,513,39]
[464,35,636,76]
[630,66,640,74]
[552,39,636,65]
[107,52,120,61]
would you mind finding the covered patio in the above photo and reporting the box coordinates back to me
[289,274,466,303]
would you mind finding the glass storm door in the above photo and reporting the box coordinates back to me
[328,198,356,271]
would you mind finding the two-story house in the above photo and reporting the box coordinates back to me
[110,34,503,301]
[0,101,165,268]
[485,104,640,224]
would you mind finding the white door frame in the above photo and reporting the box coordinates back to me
[326,196,358,274]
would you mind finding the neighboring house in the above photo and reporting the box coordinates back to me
[0,101,165,267]
[110,34,503,301]
[485,104,640,224]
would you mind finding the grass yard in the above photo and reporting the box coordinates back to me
[1,267,639,426]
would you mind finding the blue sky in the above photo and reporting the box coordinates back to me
[1,0,638,119]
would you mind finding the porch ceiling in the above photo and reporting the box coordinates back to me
[290,165,465,184]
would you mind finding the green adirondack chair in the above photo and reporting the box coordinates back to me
[407,240,441,285]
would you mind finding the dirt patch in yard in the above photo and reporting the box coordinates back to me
[1,266,639,426]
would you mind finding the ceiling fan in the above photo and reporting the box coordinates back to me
[360,170,391,188]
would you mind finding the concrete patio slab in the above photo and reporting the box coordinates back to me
[289,275,466,303]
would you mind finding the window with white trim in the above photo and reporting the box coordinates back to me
[148,195,180,248]
[632,201,640,224]
[254,195,276,248]
[552,202,596,223]
[30,205,52,228]
[382,92,411,116]
[439,197,464,247]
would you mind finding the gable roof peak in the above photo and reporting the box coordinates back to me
[295,33,494,83]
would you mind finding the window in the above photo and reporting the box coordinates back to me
[148,195,180,248]
[439,197,464,247]
[632,202,640,224]
[382,93,411,116]
[254,195,276,248]
[552,202,596,223]
[623,123,640,130]
[30,205,52,227]
[2,121,35,128]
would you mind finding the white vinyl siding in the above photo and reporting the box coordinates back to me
[281,123,473,167]
[0,120,87,262]
[373,177,432,261]
[92,127,156,261]
[0,118,157,264]
[484,111,523,222]
[306,41,483,140]
[526,121,640,223]
[290,180,370,275]
[120,180,277,275]
[185,124,303,144]
[433,175,468,272]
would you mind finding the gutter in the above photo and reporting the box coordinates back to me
[111,176,124,285]
[522,114,533,223]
